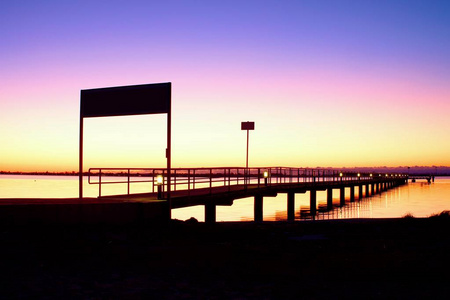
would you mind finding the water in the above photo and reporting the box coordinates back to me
[1,174,449,221]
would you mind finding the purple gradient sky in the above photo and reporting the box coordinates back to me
[1,1,450,171]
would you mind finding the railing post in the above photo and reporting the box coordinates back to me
[258,168,261,188]
[127,169,130,195]
[188,169,191,196]
[210,168,212,194]
[228,169,231,191]
[174,169,177,191]
[99,169,102,197]
[152,169,155,193]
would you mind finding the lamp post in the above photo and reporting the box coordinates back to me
[263,170,269,186]
[241,121,255,185]
[156,174,163,199]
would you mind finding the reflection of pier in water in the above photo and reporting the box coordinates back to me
[301,199,374,220]
[299,184,405,221]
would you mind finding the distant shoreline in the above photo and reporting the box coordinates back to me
[2,169,450,177]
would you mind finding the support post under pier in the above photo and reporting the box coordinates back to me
[327,188,333,209]
[340,188,345,206]
[287,192,295,221]
[254,195,263,222]
[350,186,355,202]
[310,189,317,216]
[205,203,216,223]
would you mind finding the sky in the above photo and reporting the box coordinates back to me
[1,0,450,172]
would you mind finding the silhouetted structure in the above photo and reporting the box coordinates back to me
[79,83,172,216]
[89,167,408,223]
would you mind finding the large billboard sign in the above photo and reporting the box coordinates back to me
[79,82,172,208]
[81,83,171,118]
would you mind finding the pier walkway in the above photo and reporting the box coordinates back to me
[0,167,408,225]
[0,167,408,226]
[90,167,408,223]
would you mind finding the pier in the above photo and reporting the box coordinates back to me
[0,167,407,225]
[0,83,411,225]
[409,175,434,183]
[90,167,408,223]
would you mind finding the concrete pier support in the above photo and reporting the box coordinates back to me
[371,183,375,195]
[310,190,317,215]
[340,187,345,206]
[350,186,355,202]
[366,184,370,197]
[358,185,363,200]
[254,195,263,222]
[205,203,216,223]
[287,192,295,221]
[327,188,333,209]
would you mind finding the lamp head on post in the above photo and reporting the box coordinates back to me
[263,170,269,186]
[156,175,163,199]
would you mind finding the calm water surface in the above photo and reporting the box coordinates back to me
[1,175,449,221]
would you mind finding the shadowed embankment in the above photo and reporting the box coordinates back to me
[0,214,449,299]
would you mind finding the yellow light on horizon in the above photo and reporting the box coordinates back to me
[263,171,269,178]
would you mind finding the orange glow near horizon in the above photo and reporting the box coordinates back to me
[2,97,450,173]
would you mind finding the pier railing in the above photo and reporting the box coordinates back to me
[88,167,407,197]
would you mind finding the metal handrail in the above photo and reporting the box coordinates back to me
[88,167,407,197]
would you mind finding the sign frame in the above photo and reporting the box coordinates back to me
[79,82,172,212]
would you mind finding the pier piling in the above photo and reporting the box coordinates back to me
[327,188,333,209]
[340,188,345,206]
[254,195,263,222]
[350,186,355,202]
[205,203,216,223]
[287,192,295,221]
[310,190,317,215]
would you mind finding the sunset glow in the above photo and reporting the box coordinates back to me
[1,1,449,172]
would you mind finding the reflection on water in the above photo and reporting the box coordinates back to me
[0,175,155,198]
[1,175,449,222]
[172,177,450,221]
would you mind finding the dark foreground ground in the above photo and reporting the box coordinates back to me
[1,214,449,299]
